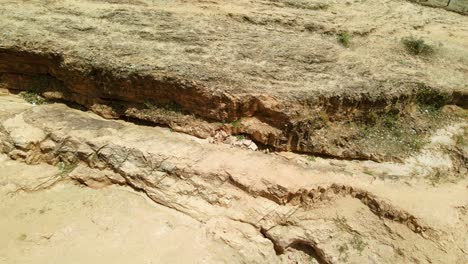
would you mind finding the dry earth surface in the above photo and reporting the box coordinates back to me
[0,0,467,263]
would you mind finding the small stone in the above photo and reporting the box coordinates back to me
[40,139,56,151]
[242,139,253,146]
[248,142,258,151]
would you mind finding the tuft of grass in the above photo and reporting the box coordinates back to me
[338,32,351,47]
[236,134,245,140]
[382,110,399,128]
[356,110,429,157]
[144,101,157,110]
[57,161,77,177]
[306,155,316,162]
[402,37,434,56]
[162,102,182,113]
[20,91,47,105]
[231,119,242,128]
[455,133,466,147]
[416,86,451,112]
[318,111,330,127]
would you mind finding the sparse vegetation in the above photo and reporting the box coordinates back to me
[402,37,434,56]
[357,119,428,156]
[231,119,242,128]
[318,111,330,127]
[306,155,316,162]
[416,86,451,112]
[338,32,351,47]
[144,101,157,110]
[386,111,400,127]
[20,91,47,105]
[57,161,77,176]
[351,110,431,158]
[455,132,466,147]
[143,101,183,115]
[162,102,182,113]
[236,134,245,140]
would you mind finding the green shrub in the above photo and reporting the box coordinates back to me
[231,119,242,128]
[402,37,434,56]
[416,86,451,111]
[338,32,351,47]
[20,91,47,105]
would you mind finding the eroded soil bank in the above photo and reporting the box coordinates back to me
[0,95,467,263]
[0,1,467,263]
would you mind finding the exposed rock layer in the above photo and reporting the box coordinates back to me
[1,95,467,263]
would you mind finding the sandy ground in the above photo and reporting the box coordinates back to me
[0,157,239,264]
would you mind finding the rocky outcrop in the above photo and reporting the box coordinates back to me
[409,0,468,15]
[1,96,467,263]
[1,48,466,162]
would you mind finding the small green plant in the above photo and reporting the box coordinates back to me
[455,133,466,147]
[416,86,450,112]
[402,37,434,56]
[338,32,351,47]
[57,161,77,177]
[144,101,156,110]
[306,156,316,162]
[350,234,368,255]
[407,136,427,152]
[231,119,242,128]
[236,134,245,140]
[162,102,182,113]
[318,111,330,127]
[20,91,47,105]
[366,112,379,124]
[382,111,399,128]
